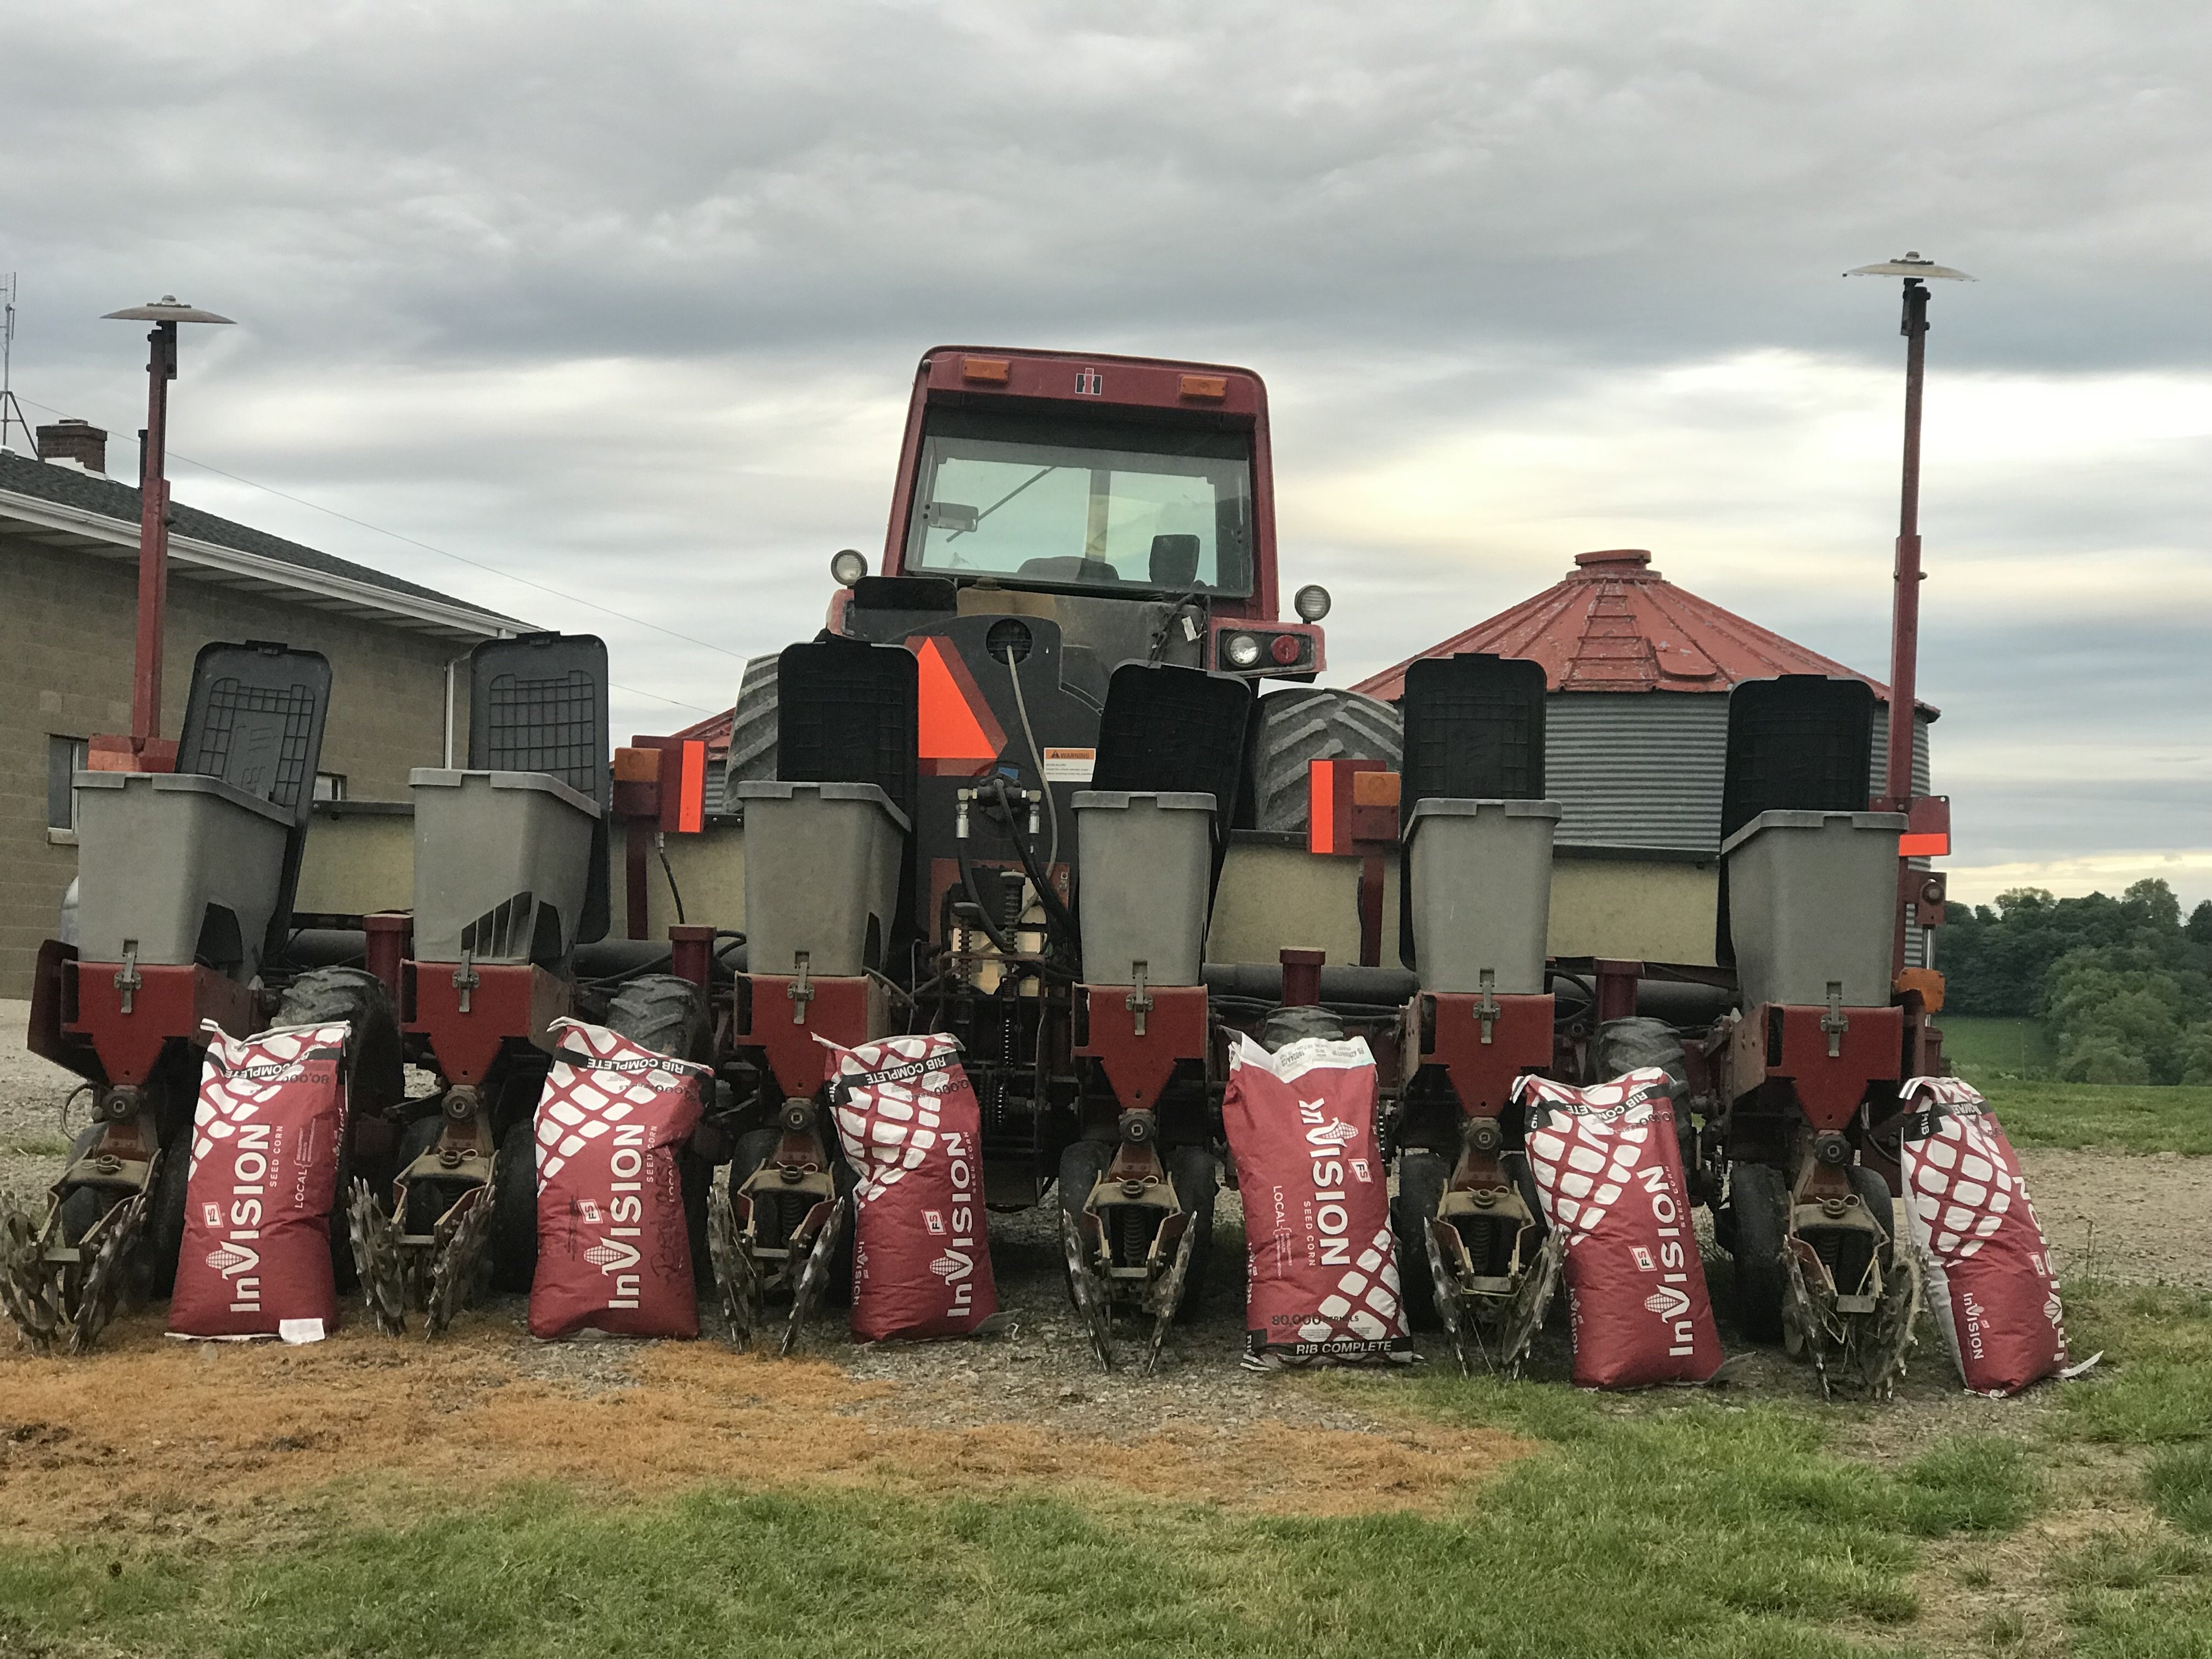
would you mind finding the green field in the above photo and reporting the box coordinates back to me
[1943,1015,2058,1080]
[1936,1018,2212,1155]
[1974,1078,2212,1157]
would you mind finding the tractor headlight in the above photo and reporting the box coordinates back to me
[1223,632,1262,669]
[830,548,869,587]
[1293,584,1331,622]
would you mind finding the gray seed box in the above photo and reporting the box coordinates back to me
[736,781,910,978]
[1405,798,1563,994]
[72,772,293,977]
[409,769,600,964]
[1722,809,1908,1009]
[1073,791,1215,987]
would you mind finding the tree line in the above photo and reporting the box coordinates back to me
[1940,880,2212,1085]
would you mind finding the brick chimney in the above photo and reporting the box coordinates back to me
[36,417,108,474]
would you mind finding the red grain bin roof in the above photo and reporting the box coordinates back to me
[1352,549,1933,713]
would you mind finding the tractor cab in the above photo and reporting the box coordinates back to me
[832,348,1327,692]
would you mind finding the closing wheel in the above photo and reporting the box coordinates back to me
[1163,1143,1218,1323]
[54,1125,106,1249]
[735,1124,855,1300]
[1392,1150,1448,1331]
[1727,1160,1789,1345]
[1056,1138,1115,1311]
[144,1117,192,1300]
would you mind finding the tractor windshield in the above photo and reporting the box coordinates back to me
[905,407,1254,595]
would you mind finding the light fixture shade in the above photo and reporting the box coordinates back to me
[102,295,236,324]
[1844,253,1974,281]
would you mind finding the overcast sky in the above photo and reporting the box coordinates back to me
[3,1,2206,907]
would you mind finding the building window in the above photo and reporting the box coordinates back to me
[47,736,87,830]
[313,771,347,803]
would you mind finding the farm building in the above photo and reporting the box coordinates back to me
[0,426,522,997]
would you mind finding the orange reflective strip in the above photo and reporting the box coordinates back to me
[1308,760,1336,855]
[678,740,706,834]
[1898,831,1949,857]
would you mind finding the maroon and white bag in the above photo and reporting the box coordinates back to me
[1518,1068,1723,1389]
[1222,1032,1408,1369]
[168,1020,349,1343]
[825,1032,998,1342]
[528,1017,707,1340]
[1900,1076,2068,1395]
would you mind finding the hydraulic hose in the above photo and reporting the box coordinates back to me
[1002,644,1060,871]
[985,775,1082,968]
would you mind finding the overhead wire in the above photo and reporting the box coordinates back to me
[12,390,732,715]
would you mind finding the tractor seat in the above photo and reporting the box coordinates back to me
[1149,533,1201,589]
[1017,555,1122,584]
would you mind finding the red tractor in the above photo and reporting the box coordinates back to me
[710,347,1397,1365]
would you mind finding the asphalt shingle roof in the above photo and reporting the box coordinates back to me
[0,448,521,626]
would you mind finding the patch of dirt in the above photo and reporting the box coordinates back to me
[0,1300,1531,1543]
[2018,1149,2211,1290]
[1899,1468,2166,1659]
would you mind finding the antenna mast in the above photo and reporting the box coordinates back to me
[0,272,31,454]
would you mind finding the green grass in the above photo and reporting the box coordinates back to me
[2148,1446,2212,1537]
[0,1133,71,1158]
[2055,1283,2212,1446]
[2051,1530,2212,1658]
[0,1407,2039,1658]
[1968,1078,2212,1156]
[1943,1015,2056,1081]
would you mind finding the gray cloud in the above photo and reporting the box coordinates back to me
[2,0,2205,891]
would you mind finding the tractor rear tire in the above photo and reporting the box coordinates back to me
[275,967,406,1293]
[1392,1149,1448,1331]
[1726,1160,1789,1344]
[1164,1142,1218,1322]
[490,1116,539,1293]
[1848,1163,1894,1240]
[725,654,780,791]
[1245,687,1403,833]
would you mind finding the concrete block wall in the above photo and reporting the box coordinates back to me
[2,529,477,995]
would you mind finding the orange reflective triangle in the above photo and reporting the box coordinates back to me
[915,636,1003,769]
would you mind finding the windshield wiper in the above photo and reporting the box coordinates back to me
[945,464,1060,540]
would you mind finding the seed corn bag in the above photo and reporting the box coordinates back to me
[1517,1067,1723,1389]
[1900,1076,2068,1395]
[825,1031,998,1342]
[169,1020,349,1344]
[529,1017,707,1340]
[1222,1031,1407,1369]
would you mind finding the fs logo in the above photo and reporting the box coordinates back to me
[1074,369,1103,396]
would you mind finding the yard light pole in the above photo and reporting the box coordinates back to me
[99,296,234,768]
[1846,252,1971,975]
